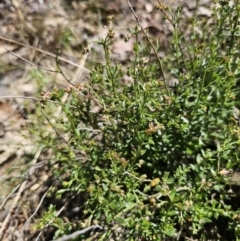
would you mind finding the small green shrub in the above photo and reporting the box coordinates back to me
[35,1,240,240]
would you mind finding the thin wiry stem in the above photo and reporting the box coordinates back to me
[22,187,50,230]
[3,46,60,73]
[0,96,77,108]
[126,0,170,96]
[0,36,90,72]
[50,225,103,241]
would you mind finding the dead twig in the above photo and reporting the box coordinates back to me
[0,36,90,72]
[0,96,77,108]
[0,185,21,210]
[22,187,50,230]
[35,205,65,241]
[3,46,60,73]
[0,147,43,240]
[50,225,103,241]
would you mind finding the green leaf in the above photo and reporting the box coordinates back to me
[163,224,176,237]
[169,189,176,202]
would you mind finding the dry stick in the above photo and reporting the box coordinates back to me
[19,37,40,85]
[35,205,66,241]
[3,46,60,73]
[22,188,50,230]
[0,96,78,108]
[34,185,89,241]
[0,146,43,240]
[125,0,170,96]
[35,192,85,241]
[9,37,40,95]
[0,185,21,210]
[50,225,103,241]
[0,36,90,72]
